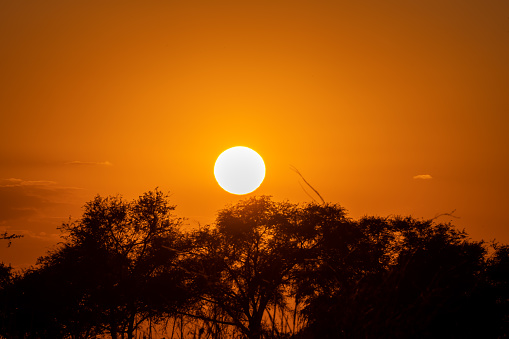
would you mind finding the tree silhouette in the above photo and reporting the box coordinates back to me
[0,232,22,336]
[186,196,319,339]
[294,210,397,338]
[1,189,194,339]
[483,243,509,337]
[295,215,508,338]
[0,231,20,290]
[1,192,508,338]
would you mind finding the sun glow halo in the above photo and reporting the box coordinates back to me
[214,146,265,195]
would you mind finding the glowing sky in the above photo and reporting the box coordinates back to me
[1,0,508,268]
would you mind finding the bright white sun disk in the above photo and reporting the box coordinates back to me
[214,146,265,195]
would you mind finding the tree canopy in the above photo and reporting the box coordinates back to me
[0,190,507,338]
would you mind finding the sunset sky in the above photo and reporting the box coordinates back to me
[1,0,508,268]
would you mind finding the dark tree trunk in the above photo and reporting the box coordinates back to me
[127,312,135,339]
[248,314,263,339]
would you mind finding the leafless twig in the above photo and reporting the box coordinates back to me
[431,209,460,221]
[290,165,325,204]
[1,232,23,247]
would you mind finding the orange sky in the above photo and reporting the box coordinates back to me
[1,0,508,268]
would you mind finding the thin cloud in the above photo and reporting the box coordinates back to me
[0,180,85,268]
[0,178,83,222]
[0,178,57,187]
[66,160,112,166]
[413,174,433,180]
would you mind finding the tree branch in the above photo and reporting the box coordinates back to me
[290,166,325,204]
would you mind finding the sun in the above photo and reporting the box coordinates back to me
[214,146,266,195]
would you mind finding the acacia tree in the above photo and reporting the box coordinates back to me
[186,197,304,338]
[292,208,398,338]
[4,189,194,339]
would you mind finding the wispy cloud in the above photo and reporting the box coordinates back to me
[0,180,85,267]
[0,178,82,222]
[0,178,57,187]
[66,160,112,166]
[413,174,433,180]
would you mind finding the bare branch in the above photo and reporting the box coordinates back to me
[431,209,460,221]
[1,232,23,247]
[290,165,325,204]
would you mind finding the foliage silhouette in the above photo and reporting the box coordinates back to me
[185,196,317,339]
[1,190,194,339]
[295,216,508,338]
[0,191,508,338]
